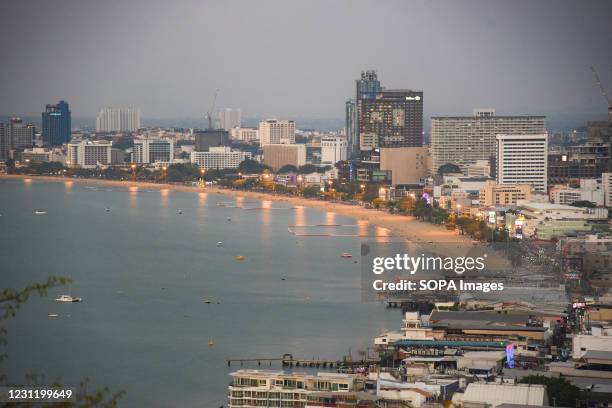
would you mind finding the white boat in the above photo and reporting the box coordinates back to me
[341,252,353,258]
[47,313,58,318]
[216,242,223,247]
[55,295,82,303]
[34,210,47,215]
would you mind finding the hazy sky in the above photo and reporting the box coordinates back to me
[1,0,611,125]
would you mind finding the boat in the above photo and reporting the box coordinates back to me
[34,210,47,215]
[341,252,353,258]
[234,255,246,261]
[55,295,82,303]
[203,299,212,304]
[177,210,183,215]
[105,207,111,212]
[216,242,223,247]
[208,339,215,347]
[47,314,58,318]
[227,217,231,221]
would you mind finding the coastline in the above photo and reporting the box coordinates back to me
[0,174,468,244]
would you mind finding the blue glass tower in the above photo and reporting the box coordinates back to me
[42,100,71,146]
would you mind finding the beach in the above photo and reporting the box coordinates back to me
[1,174,468,244]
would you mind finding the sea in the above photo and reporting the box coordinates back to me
[0,178,399,407]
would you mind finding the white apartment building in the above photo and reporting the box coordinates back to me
[132,139,174,164]
[227,370,363,408]
[603,173,612,208]
[190,146,251,170]
[67,140,112,168]
[431,109,546,172]
[550,179,604,206]
[230,127,259,142]
[259,119,295,145]
[218,108,241,131]
[96,107,141,132]
[496,133,548,192]
[320,136,348,164]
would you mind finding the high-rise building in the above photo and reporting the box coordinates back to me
[0,123,9,160]
[345,99,358,158]
[218,108,241,131]
[42,100,71,146]
[359,89,423,148]
[132,139,174,164]
[96,107,141,132]
[194,130,230,152]
[603,173,612,208]
[262,144,306,170]
[8,118,35,149]
[190,146,251,170]
[259,119,295,145]
[431,109,546,173]
[496,134,548,192]
[320,136,348,164]
[67,140,112,168]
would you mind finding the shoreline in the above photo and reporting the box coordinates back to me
[0,174,469,244]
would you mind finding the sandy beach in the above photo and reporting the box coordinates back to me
[1,174,469,244]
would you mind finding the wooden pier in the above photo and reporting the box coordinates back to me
[227,353,378,369]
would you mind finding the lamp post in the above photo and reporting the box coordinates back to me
[131,164,137,181]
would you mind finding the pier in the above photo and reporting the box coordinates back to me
[227,353,378,369]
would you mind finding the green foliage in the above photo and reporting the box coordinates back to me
[25,161,65,175]
[362,184,381,202]
[165,163,201,182]
[238,159,270,174]
[518,375,581,407]
[277,164,298,174]
[437,163,461,175]
[302,186,321,198]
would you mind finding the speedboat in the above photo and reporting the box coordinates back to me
[34,210,47,215]
[55,295,82,303]
[341,252,353,258]
[216,242,223,247]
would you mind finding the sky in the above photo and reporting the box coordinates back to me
[1,0,611,128]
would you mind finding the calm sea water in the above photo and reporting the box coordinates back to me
[1,179,397,407]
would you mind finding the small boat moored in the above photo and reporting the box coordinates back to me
[34,210,47,215]
[341,252,353,258]
[55,295,82,303]
[216,242,224,247]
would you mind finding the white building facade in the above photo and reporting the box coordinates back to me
[259,119,295,145]
[320,136,348,165]
[496,133,548,192]
[230,127,259,142]
[67,140,112,168]
[190,146,251,170]
[431,110,546,172]
[96,107,141,132]
[132,139,174,164]
[218,108,241,131]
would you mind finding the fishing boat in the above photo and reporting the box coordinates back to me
[55,295,82,303]
[34,210,47,215]
[341,252,353,258]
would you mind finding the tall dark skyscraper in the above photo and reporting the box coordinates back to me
[359,89,423,148]
[42,100,71,146]
[346,70,383,158]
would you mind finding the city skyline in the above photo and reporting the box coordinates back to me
[0,0,611,127]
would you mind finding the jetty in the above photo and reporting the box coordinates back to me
[226,353,378,368]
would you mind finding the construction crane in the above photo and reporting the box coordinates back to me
[590,66,612,120]
[206,89,219,129]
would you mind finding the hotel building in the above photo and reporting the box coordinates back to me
[479,181,533,206]
[263,144,306,170]
[320,136,348,164]
[95,107,141,132]
[132,139,174,164]
[496,133,548,192]
[431,109,546,172]
[67,140,112,168]
[190,146,251,170]
[259,119,296,145]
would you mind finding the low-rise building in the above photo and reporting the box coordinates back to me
[380,147,431,186]
[190,146,251,170]
[479,181,532,206]
[227,370,364,408]
[451,382,549,407]
[549,179,604,206]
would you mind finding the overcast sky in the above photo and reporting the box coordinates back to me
[1,0,611,125]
